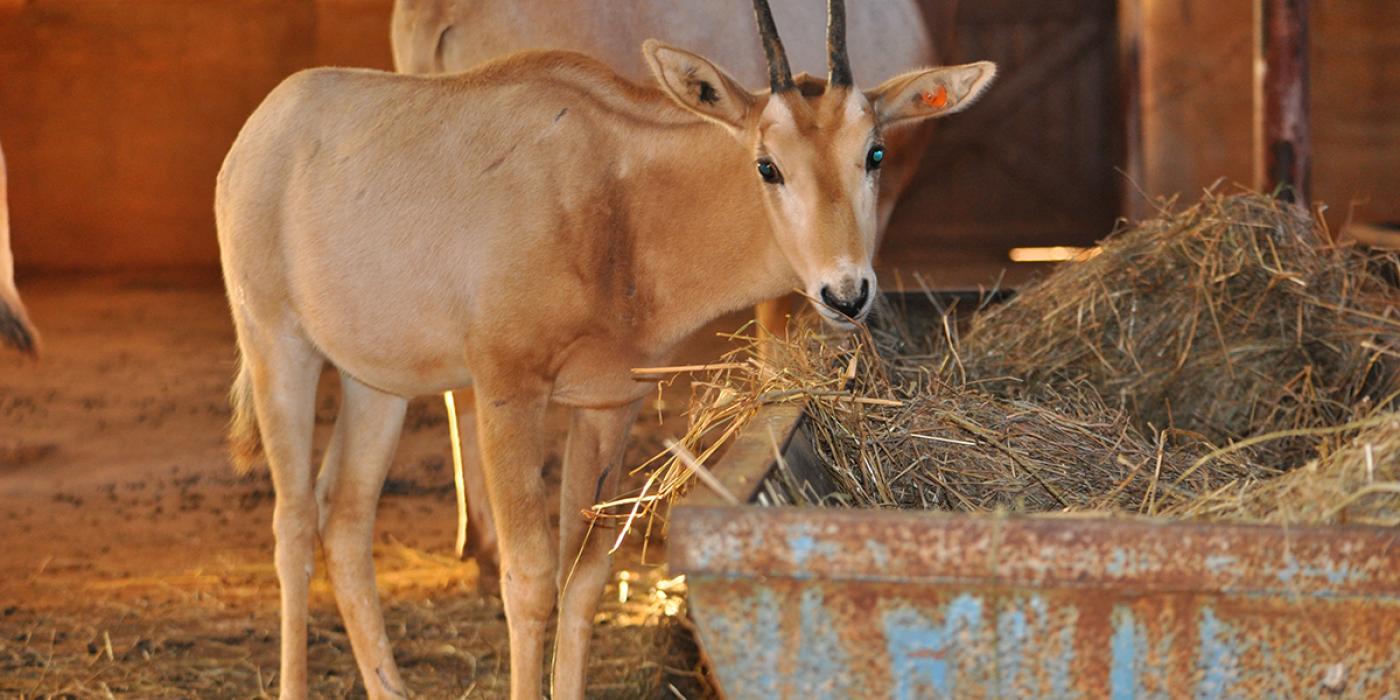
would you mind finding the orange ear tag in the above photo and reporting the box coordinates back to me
[920,85,949,109]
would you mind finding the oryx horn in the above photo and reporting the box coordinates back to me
[751,0,794,92]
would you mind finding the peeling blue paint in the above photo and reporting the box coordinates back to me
[1277,554,1355,586]
[996,606,1028,696]
[1195,607,1236,700]
[1110,606,1142,700]
[698,588,783,699]
[787,524,841,567]
[789,534,818,567]
[795,588,852,699]
[1048,599,1078,699]
[1107,548,1128,577]
[884,595,984,700]
[1203,554,1237,576]
[865,538,891,570]
[1105,546,1159,578]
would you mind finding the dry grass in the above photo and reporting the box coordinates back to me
[1,549,705,700]
[960,192,1400,468]
[1165,413,1400,526]
[614,190,1400,528]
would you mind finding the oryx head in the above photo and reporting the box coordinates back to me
[644,0,996,328]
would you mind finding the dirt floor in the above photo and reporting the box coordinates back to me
[0,255,1025,698]
[0,271,731,699]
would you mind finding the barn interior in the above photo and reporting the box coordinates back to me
[2,0,1398,697]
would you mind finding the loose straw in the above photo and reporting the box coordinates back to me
[443,390,469,558]
[631,362,748,376]
[664,439,740,506]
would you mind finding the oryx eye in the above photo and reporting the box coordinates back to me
[866,145,886,172]
[756,158,784,185]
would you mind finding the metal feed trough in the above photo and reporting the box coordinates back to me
[668,294,1400,699]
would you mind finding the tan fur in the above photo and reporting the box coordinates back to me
[389,0,938,239]
[390,0,934,86]
[389,2,947,594]
[0,141,39,357]
[218,43,994,700]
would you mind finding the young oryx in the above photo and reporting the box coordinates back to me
[0,142,38,356]
[215,0,994,696]
[390,0,941,590]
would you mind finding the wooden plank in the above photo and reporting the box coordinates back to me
[1345,222,1400,250]
[682,403,804,508]
[1117,0,1146,219]
[1255,0,1311,203]
[933,19,1105,150]
[956,0,1114,24]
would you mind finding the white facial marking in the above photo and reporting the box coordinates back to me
[761,96,796,129]
[753,92,880,330]
[842,90,870,122]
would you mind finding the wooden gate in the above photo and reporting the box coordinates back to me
[885,0,1124,256]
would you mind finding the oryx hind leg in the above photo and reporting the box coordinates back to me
[238,323,324,700]
[317,371,410,699]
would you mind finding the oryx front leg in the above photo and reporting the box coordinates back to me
[242,332,324,700]
[317,373,410,699]
[552,402,640,700]
[475,384,555,700]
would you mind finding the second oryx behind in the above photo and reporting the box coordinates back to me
[215,0,995,697]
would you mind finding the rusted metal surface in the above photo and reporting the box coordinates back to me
[672,382,1400,698]
[672,505,1400,698]
[1255,0,1311,203]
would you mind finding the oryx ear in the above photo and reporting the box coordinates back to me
[866,61,997,128]
[644,40,757,131]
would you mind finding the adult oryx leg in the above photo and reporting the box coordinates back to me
[318,372,410,699]
[241,328,324,700]
[475,383,555,700]
[552,402,640,700]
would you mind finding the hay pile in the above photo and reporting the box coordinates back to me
[620,191,1400,526]
[1165,413,1400,525]
[960,193,1400,468]
[705,318,1267,517]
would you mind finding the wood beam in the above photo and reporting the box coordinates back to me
[1255,0,1311,204]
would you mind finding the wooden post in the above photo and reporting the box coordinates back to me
[1117,0,1145,220]
[1255,0,1311,204]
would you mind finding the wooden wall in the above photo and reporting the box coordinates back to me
[1,0,1121,271]
[1,0,1397,271]
[0,0,392,270]
[885,0,1123,256]
[1138,0,1400,227]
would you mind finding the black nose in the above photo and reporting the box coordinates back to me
[820,279,871,319]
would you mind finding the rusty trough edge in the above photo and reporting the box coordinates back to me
[670,505,1400,599]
